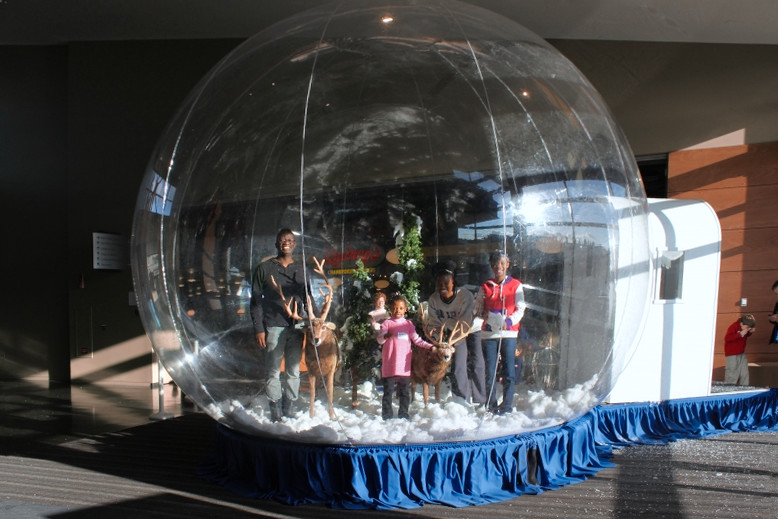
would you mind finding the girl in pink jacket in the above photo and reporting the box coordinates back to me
[377,296,434,419]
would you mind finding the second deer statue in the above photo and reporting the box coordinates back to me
[271,257,340,420]
[411,304,470,405]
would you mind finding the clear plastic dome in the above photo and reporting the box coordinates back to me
[131,0,650,444]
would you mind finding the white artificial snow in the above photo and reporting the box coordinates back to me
[217,376,601,445]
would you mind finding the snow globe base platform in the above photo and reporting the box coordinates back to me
[198,389,778,510]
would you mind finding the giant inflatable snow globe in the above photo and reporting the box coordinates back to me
[132,0,649,458]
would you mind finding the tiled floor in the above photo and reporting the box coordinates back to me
[1,379,776,518]
[0,379,196,454]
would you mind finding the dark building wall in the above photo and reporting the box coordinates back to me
[0,46,69,381]
[64,41,240,384]
[1,40,239,383]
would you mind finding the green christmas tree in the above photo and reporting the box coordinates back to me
[341,259,377,407]
[393,211,425,319]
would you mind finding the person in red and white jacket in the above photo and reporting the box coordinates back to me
[723,314,756,385]
[474,250,526,414]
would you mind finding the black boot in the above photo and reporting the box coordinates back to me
[281,394,293,418]
[268,400,282,422]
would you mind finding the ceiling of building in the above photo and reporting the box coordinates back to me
[3,0,778,46]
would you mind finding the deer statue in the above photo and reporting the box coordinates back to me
[270,256,340,420]
[411,304,470,405]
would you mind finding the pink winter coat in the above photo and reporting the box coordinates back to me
[377,317,433,378]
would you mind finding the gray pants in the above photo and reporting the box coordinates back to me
[264,325,303,403]
[450,331,486,405]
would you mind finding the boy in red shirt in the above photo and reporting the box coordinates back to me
[723,314,756,385]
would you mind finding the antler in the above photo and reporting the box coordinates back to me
[310,257,332,322]
[269,274,303,321]
[422,318,470,348]
[269,256,332,324]
[445,320,471,347]
[419,303,441,344]
[423,321,445,345]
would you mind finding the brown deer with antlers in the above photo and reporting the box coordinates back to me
[411,304,470,405]
[271,257,340,420]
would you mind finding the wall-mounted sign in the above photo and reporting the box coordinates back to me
[93,232,128,270]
